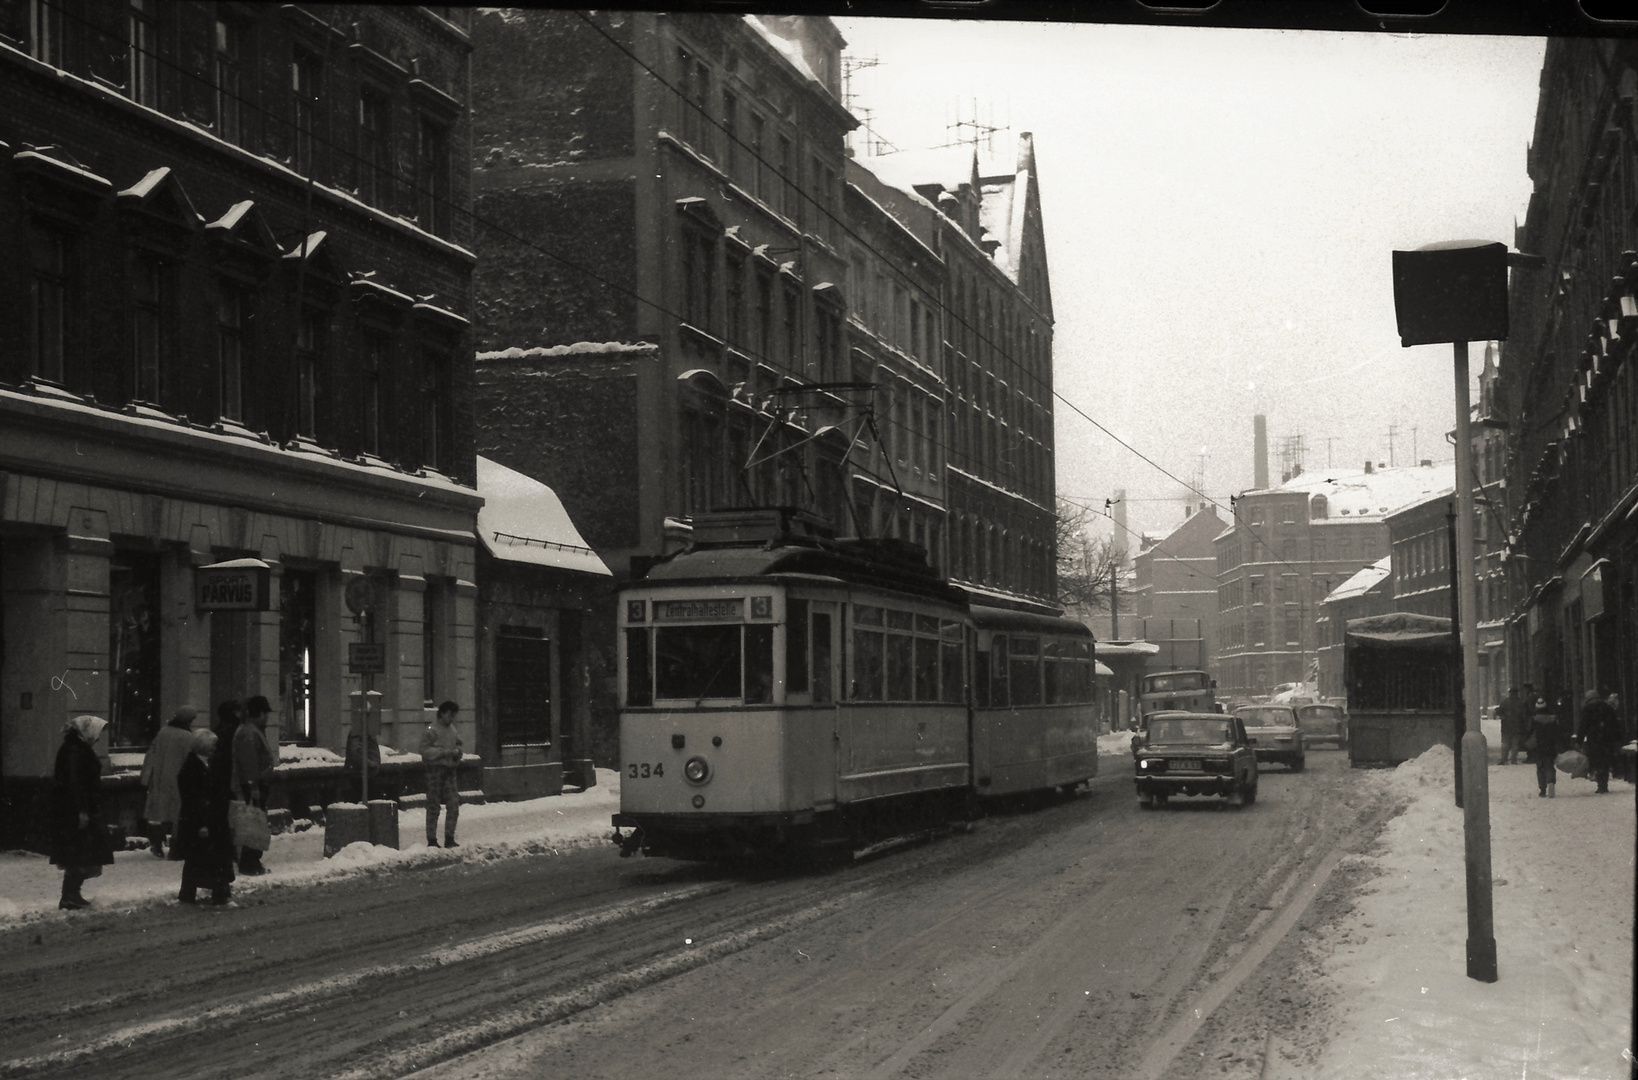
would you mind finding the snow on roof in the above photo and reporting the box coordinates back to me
[860,146,976,195]
[1254,462,1456,523]
[476,456,610,577]
[477,342,657,361]
[742,15,821,87]
[1323,556,1391,604]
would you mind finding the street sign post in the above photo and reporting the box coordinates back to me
[1392,239,1506,984]
[343,576,385,804]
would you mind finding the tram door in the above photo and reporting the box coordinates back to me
[807,600,839,810]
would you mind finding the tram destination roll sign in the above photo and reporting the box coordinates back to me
[195,559,272,611]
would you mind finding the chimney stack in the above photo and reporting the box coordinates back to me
[1364,460,1374,474]
[1254,414,1268,490]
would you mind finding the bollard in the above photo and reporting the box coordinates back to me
[323,803,369,857]
[366,799,399,850]
[1460,730,1498,982]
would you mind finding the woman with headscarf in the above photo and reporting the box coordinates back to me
[49,715,114,910]
[171,728,236,906]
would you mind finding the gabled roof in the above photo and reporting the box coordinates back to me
[1322,556,1391,604]
[116,167,200,231]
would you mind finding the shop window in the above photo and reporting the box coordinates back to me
[497,627,551,746]
[108,552,162,748]
[279,569,317,743]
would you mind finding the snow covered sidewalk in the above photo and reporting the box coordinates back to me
[1309,744,1634,1080]
[0,769,624,924]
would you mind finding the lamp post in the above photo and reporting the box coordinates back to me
[1392,239,1506,984]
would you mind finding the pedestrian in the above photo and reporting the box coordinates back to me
[1497,686,1529,765]
[138,705,197,858]
[210,699,243,796]
[172,729,235,906]
[1578,689,1622,795]
[232,695,277,875]
[1529,696,1564,798]
[49,715,115,911]
[420,700,463,848]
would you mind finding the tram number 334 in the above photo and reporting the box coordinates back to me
[627,762,664,779]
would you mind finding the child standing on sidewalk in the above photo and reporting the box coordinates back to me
[1529,697,1564,798]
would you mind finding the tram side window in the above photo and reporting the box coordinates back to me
[1009,636,1042,706]
[974,648,992,707]
[745,624,774,704]
[625,627,652,707]
[813,611,833,703]
[940,621,964,703]
[853,605,884,701]
[991,634,1009,707]
[786,598,809,694]
[885,608,914,700]
[656,625,742,700]
[1044,639,1094,703]
[914,613,939,701]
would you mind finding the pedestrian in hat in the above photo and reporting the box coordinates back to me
[49,715,115,910]
[138,706,198,858]
[1530,695,1564,799]
[1579,689,1622,795]
[172,728,235,906]
[1497,686,1528,765]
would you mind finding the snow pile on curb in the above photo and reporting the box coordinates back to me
[1309,745,1632,1079]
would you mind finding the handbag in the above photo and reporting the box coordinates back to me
[1555,749,1590,779]
[229,801,272,851]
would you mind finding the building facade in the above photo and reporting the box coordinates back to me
[1384,489,1456,620]
[1130,507,1223,674]
[1315,557,1392,701]
[1214,462,1453,699]
[1499,37,1638,738]
[1,2,480,840]
[469,11,1060,758]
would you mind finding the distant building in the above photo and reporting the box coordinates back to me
[1315,557,1392,700]
[1384,489,1456,620]
[1130,507,1224,674]
[1214,461,1454,698]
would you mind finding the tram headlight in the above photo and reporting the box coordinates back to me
[684,756,711,785]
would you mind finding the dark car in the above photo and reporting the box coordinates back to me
[1233,704,1306,771]
[1296,703,1347,750]
[1133,711,1259,809]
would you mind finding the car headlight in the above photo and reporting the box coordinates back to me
[683,756,711,784]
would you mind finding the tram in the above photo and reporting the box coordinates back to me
[611,508,1099,859]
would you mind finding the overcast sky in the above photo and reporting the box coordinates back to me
[832,18,1546,546]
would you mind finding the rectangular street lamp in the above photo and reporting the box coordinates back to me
[1391,239,1507,984]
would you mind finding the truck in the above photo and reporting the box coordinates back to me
[1138,670,1219,721]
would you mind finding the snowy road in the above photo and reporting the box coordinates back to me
[0,751,1394,1080]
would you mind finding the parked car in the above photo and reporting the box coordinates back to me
[1295,703,1348,750]
[1133,711,1259,808]
[1232,704,1306,771]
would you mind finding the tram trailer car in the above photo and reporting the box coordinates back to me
[612,509,1099,859]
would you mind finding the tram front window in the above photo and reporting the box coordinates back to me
[656,625,742,700]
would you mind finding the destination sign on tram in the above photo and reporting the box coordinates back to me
[655,598,743,621]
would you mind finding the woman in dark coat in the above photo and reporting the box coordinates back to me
[172,729,236,906]
[1530,697,1565,798]
[49,715,115,910]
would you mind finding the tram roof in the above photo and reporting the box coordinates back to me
[969,605,1095,639]
[640,541,967,606]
